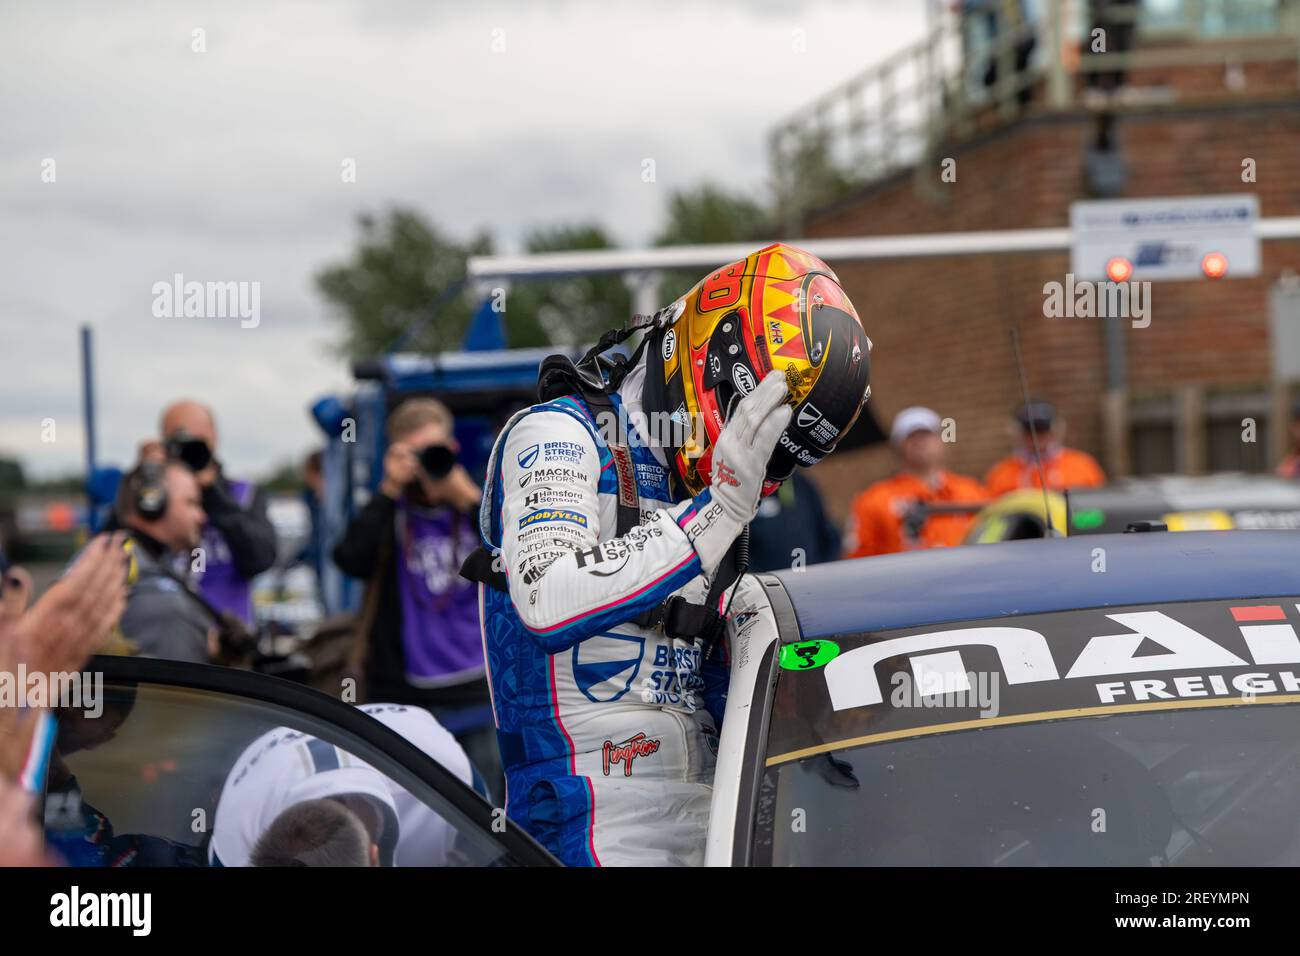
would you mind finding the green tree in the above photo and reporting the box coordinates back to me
[653,183,773,302]
[655,183,771,248]
[0,457,26,493]
[259,459,304,494]
[771,128,858,233]
[505,224,631,348]
[315,208,493,358]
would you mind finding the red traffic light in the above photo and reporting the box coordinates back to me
[1202,251,1228,279]
[1105,257,1133,283]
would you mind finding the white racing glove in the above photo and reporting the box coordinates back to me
[677,370,792,576]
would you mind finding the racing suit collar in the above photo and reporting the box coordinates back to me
[613,355,669,471]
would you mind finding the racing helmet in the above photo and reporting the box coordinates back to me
[646,243,872,496]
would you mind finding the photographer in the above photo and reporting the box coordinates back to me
[332,398,500,799]
[158,400,278,627]
[114,461,217,663]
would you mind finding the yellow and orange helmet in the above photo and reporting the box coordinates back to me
[646,243,872,495]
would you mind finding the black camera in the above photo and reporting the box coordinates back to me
[417,444,455,480]
[164,431,213,472]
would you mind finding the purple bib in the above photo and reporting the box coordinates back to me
[196,479,255,625]
[395,502,484,687]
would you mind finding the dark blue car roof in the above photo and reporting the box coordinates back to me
[774,530,1300,638]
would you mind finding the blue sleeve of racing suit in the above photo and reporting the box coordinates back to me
[497,409,706,654]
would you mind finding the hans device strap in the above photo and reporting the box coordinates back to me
[460,310,747,647]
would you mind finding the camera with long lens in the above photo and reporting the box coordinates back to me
[416,444,455,480]
[164,430,214,472]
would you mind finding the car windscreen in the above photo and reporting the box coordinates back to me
[755,597,1300,866]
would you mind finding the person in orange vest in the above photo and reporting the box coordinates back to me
[984,400,1106,497]
[844,407,988,558]
[1276,399,1300,479]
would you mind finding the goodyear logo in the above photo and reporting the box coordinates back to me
[519,509,589,530]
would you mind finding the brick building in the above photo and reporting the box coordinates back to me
[781,4,1300,525]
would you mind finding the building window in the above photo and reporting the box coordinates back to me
[1205,391,1271,472]
[1139,0,1280,38]
[1129,395,1177,474]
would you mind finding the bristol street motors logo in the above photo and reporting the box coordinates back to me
[795,402,840,445]
[517,444,540,469]
[602,732,661,776]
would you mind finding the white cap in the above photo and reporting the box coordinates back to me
[890,406,941,444]
[211,725,400,867]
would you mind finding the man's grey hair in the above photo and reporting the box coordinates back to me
[250,798,373,867]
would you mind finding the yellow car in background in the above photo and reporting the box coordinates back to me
[964,473,1300,543]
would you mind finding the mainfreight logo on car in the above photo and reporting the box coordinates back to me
[821,600,1300,718]
[519,509,588,529]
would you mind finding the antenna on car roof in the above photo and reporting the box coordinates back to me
[1010,328,1059,538]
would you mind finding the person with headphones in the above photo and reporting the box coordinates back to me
[115,461,215,663]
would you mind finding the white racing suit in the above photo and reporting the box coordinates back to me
[476,362,742,866]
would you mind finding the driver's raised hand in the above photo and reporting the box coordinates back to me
[679,371,791,575]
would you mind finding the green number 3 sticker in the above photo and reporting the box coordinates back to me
[779,640,840,671]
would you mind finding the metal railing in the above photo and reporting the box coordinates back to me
[769,0,1300,230]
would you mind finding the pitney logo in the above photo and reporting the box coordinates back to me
[517,444,540,469]
[602,732,661,776]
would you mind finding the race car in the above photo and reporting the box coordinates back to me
[42,527,1300,867]
[957,473,1300,543]
[706,528,1300,865]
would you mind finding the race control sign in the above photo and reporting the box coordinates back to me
[1070,194,1260,281]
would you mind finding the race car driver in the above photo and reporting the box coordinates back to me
[464,243,872,866]
[210,703,478,867]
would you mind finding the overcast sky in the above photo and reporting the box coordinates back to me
[0,0,925,480]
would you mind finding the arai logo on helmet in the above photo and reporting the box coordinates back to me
[732,364,756,396]
[661,328,676,362]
